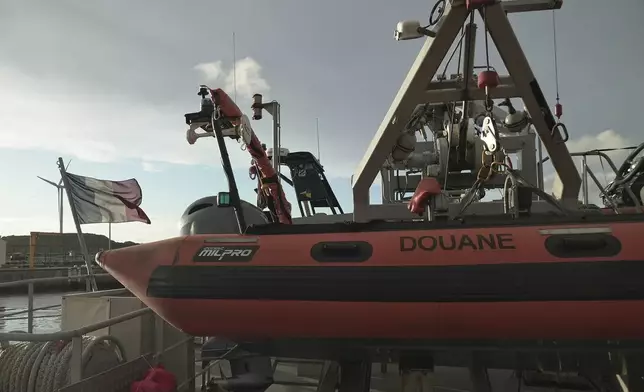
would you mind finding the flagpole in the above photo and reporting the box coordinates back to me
[58,189,63,234]
[57,157,98,292]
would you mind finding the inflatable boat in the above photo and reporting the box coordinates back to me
[97,213,644,341]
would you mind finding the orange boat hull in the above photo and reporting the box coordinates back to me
[97,216,644,341]
[141,298,644,340]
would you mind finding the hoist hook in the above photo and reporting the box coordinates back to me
[551,122,569,144]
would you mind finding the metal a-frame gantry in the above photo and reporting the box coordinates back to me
[352,0,581,222]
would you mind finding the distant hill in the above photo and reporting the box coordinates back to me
[2,233,137,259]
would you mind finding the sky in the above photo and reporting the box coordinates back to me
[0,0,642,243]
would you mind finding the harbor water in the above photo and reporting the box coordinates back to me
[0,291,70,333]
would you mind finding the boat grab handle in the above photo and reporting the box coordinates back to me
[561,237,606,250]
[310,241,373,263]
[544,234,621,258]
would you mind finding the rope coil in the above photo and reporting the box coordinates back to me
[0,335,125,392]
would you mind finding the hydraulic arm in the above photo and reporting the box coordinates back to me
[184,86,293,229]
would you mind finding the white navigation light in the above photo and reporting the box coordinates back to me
[394,20,424,41]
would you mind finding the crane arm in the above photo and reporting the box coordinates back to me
[184,87,293,226]
[239,114,293,224]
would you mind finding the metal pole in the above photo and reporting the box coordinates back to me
[232,32,237,102]
[57,157,97,291]
[582,155,589,205]
[27,282,34,333]
[461,18,477,118]
[58,188,64,234]
[29,232,35,269]
[70,336,83,383]
[59,158,71,234]
[272,102,281,184]
[211,116,247,233]
[108,222,112,250]
[537,138,544,192]
[316,118,321,162]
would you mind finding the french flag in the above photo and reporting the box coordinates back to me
[65,172,151,225]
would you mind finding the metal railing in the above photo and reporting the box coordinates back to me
[0,274,199,391]
[0,274,331,392]
[538,149,620,203]
[538,146,643,210]
[0,273,110,333]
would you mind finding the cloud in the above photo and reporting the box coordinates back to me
[194,57,270,99]
[142,161,162,172]
[0,66,260,169]
[566,129,632,160]
[544,129,634,205]
[0,58,360,187]
[194,62,225,82]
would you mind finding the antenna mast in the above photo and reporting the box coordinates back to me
[233,32,237,102]
[316,118,321,161]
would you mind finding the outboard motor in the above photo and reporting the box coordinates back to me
[180,195,274,392]
[179,195,269,235]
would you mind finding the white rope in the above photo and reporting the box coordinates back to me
[0,335,125,392]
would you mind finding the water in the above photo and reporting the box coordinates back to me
[0,292,69,333]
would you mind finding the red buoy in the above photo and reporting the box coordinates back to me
[130,366,176,392]
[554,102,563,119]
[408,178,442,215]
[477,70,500,89]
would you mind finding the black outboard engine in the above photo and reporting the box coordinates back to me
[180,195,274,392]
[179,195,269,235]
